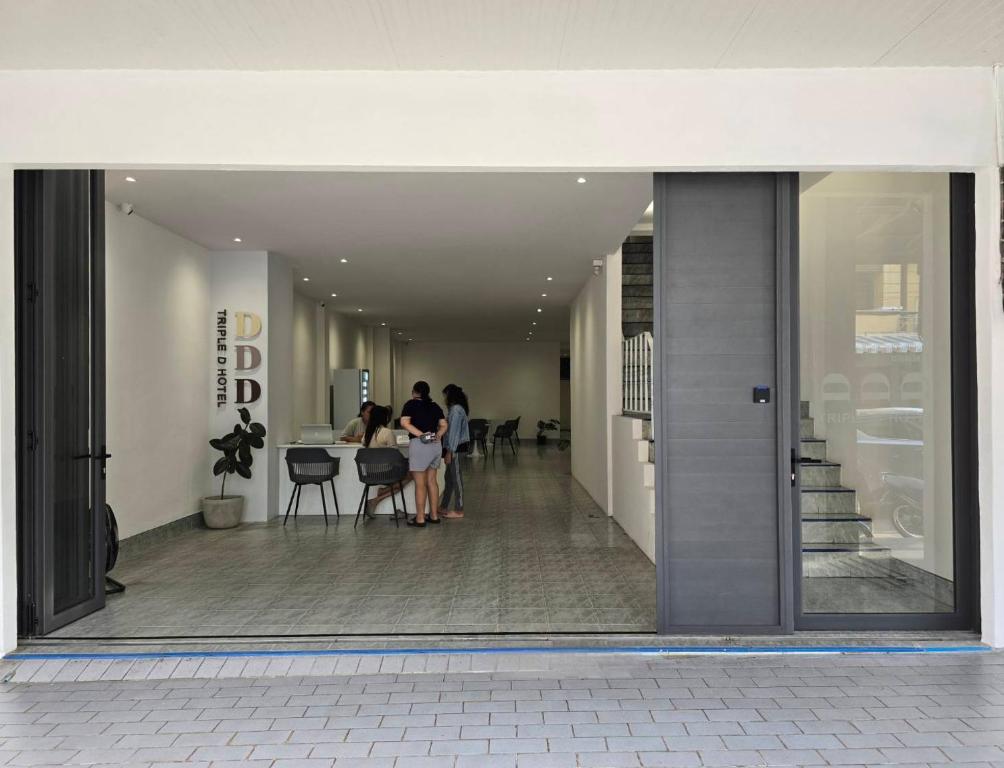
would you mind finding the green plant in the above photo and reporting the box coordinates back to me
[210,407,266,498]
[536,418,560,438]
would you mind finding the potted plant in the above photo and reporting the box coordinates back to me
[201,407,266,529]
[536,418,559,445]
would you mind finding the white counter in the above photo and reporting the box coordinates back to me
[275,442,445,521]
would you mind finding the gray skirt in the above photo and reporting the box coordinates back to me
[408,437,442,472]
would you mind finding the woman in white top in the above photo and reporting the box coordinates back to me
[362,405,397,448]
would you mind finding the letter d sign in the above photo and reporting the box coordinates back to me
[235,312,262,340]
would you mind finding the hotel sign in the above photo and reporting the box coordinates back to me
[215,310,263,408]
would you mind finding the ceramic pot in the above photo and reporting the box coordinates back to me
[201,495,244,529]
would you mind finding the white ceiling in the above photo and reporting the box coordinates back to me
[3,0,1004,70]
[105,171,652,342]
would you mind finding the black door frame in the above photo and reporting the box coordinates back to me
[15,170,107,636]
[792,172,979,632]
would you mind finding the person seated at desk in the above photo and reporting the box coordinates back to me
[362,405,396,448]
[362,405,411,513]
[341,401,375,443]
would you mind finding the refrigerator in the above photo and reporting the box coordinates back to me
[329,368,371,431]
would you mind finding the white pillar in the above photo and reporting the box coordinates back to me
[0,166,16,654]
[976,166,1004,646]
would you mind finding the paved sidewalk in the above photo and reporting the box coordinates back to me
[0,650,1002,767]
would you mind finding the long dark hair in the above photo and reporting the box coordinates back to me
[412,381,431,402]
[443,384,469,415]
[363,405,390,447]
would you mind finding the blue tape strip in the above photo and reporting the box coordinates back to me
[6,644,990,661]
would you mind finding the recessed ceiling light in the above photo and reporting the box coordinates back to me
[408,338,413,341]
[541,293,548,297]
[397,331,403,335]
[577,177,587,184]
[525,337,531,341]
[340,258,348,263]
[380,322,387,326]
[532,321,537,326]
[232,237,242,243]
[331,293,337,297]
[537,308,543,313]
[357,308,363,312]
[125,176,136,183]
[546,276,553,281]
[303,277,310,282]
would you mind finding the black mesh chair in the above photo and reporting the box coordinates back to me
[468,419,489,455]
[354,448,410,528]
[491,420,518,455]
[284,448,340,526]
[512,416,522,445]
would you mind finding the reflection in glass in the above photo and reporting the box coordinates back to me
[799,173,953,613]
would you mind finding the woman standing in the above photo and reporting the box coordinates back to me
[399,381,447,527]
[440,384,470,519]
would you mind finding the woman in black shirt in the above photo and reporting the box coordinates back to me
[399,381,448,527]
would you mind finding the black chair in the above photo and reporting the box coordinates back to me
[284,448,340,526]
[468,419,489,455]
[354,448,410,528]
[491,421,518,455]
[511,416,522,447]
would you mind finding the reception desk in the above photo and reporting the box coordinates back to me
[275,441,445,520]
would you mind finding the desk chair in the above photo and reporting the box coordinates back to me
[354,448,410,528]
[284,448,340,526]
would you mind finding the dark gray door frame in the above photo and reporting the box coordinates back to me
[653,173,798,634]
[792,172,978,632]
[15,170,107,636]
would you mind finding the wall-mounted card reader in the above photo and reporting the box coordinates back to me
[753,385,771,404]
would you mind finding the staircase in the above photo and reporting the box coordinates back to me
[622,235,653,338]
[799,401,892,578]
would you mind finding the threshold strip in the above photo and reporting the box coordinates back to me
[7,644,990,661]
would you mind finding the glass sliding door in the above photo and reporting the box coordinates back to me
[795,172,971,624]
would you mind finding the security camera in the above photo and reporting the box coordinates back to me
[118,203,134,216]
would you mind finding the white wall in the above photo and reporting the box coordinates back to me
[291,291,324,433]
[570,258,611,512]
[0,69,994,169]
[208,251,273,522]
[327,309,370,371]
[0,65,1002,650]
[104,204,212,539]
[611,416,656,563]
[399,342,560,429]
[266,253,293,520]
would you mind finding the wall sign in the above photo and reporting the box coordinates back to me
[215,310,264,407]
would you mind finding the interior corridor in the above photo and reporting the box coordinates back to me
[52,447,656,638]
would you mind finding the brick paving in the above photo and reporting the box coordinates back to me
[0,649,1001,766]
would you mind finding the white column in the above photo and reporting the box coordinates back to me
[976,166,1004,647]
[605,248,623,517]
[0,166,16,654]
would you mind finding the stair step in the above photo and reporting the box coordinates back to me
[800,438,827,461]
[799,416,815,439]
[800,401,810,419]
[802,543,892,578]
[801,513,872,545]
[800,486,856,515]
[640,419,652,441]
[799,462,841,487]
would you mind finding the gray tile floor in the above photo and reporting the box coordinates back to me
[54,446,656,638]
[1,649,1002,767]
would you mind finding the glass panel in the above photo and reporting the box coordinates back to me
[798,172,954,614]
[51,175,95,614]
